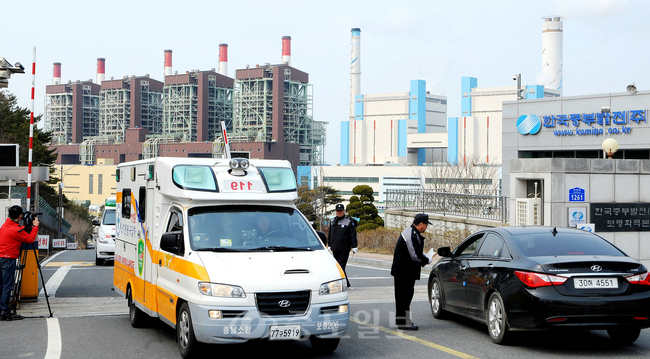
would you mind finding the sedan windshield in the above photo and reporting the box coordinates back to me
[511,231,625,257]
[187,205,323,252]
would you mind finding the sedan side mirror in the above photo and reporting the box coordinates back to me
[437,246,452,258]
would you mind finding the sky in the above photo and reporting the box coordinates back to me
[3,0,647,165]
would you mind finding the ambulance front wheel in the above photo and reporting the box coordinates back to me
[178,302,200,358]
[127,286,147,328]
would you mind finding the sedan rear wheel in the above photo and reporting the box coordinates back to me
[486,292,508,344]
[607,327,641,344]
[429,277,447,319]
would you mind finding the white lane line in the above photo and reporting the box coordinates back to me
[44,317,62,359]
[39,265,72,298]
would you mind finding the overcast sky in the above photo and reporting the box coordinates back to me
[3,0,646,165]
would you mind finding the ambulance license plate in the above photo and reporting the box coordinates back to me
[269,325,301,340]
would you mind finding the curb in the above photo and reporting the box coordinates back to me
[348,254,435,274]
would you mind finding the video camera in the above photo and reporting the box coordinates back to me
[21,211,42,234]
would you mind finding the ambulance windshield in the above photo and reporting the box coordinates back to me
[188,206,324,252]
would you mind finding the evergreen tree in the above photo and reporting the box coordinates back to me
[346,184,384,231]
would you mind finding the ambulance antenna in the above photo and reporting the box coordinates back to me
[221,120,231,159]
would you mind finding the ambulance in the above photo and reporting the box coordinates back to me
[112,157,349,358]
[94,196,116,265]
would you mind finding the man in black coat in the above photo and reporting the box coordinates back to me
[327,204,357,288]
[390,213,432,330]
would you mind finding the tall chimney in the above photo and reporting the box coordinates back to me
[282,36,291,65]
[218,44,228,76]
[164,49,173,76]
[541,16,563,95]
[53,62,61,85]
[350,28,361,121]
[96,58,106,84]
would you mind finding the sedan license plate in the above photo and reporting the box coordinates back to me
[574,277,618,289]
[269,325,301,340]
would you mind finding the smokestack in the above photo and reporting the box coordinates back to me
[350,28,361,121]
[53,62,61,85]
[282,36,291,65]
[541,16,563,95]
[218,44,228,76]
[164,49,173,76]
[97,58,106,84]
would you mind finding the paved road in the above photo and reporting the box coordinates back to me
[3,250,650,359]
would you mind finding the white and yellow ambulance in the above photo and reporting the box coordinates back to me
[112,157,349,358]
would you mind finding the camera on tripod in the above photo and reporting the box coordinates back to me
[21,211,42,233]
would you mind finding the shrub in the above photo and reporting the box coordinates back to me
[356,226,472,255]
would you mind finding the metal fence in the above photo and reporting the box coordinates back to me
[386,189,509,223]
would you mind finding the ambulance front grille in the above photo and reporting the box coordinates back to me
[255,290,310,317]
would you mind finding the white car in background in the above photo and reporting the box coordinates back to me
[93,197,116,265]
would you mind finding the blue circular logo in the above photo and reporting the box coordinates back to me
[572,211,584,220]
[516,114,541,135]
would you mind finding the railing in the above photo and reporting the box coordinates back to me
[386,189,509,223]
[0,188,72,236]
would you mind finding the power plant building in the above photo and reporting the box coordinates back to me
[48,37,326,169]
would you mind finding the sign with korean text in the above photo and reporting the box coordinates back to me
[37,235,49,249]
[578,224,595,233]
[569,187,585,202]
[67,242,78,250]
[518,109,647,137]
[53,238,66,248]
[590,203,650,232]
[569,207,587,227]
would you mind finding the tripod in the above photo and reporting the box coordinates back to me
[8,241,53,320]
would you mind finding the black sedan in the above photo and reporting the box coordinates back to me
[428,226,650,344]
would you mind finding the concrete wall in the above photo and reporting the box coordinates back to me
[385,209,505,239]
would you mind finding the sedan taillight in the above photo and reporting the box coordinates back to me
[515,271,568,288]
[625,272,650,286]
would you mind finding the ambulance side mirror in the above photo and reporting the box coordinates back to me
[92,218,100,226]
[161,231,184,256]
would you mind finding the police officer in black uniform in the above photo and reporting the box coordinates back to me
[327,204,357,288]
[391,213,432,330]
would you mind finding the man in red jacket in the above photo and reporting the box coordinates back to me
[0,205,39,321]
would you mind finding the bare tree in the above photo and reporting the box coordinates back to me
[415,154,501,195]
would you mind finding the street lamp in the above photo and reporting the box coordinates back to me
[602,138,619,159]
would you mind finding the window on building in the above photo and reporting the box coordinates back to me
[98,174,103,195]
[89,174,94,194]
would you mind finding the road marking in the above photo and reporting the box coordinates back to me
[44,261,93,267]
[40,265,72,298]
[350,317,478,359]
[44,317,62,359]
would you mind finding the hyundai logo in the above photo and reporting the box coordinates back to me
[278,300,291,308]
[516,114,541,135]
[591,265,603,272]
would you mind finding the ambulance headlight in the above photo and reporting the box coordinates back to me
[198,282,246,298]
[319,279,347,295]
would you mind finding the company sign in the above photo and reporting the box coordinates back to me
[517,109,647,137]
[569,207,587,227]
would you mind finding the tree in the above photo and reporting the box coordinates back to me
[295,185,342,231]
[346,185,384,232]
[416,154,501,195]
[0,91,57,167]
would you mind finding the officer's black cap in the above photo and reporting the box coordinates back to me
[414,213,432,225]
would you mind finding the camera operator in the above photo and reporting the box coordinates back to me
[0,205,39,321]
